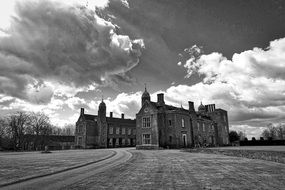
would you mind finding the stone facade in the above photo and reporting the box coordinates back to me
[136,88,229,149]
[75,100,136,148]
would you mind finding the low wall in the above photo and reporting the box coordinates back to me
[240,140,285,146]
[185,148,285,164]
[136,145,160,150]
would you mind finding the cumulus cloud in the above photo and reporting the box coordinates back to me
[66,96,88,110]
[175,37,285,132]
[0,0,144,104]
[88,91,141,118]
[230,125,265,139]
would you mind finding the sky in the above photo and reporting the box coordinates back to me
[0,0,285,138]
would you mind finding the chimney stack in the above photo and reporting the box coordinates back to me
[205,104,216,113]
[110,112,113,118]
[121,113,124,119]
[188,101,195,112]
[80,108,84,115]
[157,93,165,106]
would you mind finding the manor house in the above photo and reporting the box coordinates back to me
[75,100,136,148]
[75,87,229,149]
[136,87,229,149]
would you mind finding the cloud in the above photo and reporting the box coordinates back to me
[0,0,144,104]
[229,125,265,139]
[175,37,285,131]
[87,91,141,118]
[66,96,88,110]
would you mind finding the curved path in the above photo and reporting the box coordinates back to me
[2,148,132,190]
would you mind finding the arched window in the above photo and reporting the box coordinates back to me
[182,118,185,128]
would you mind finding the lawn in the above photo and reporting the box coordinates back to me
[0,149,114,186]
[190,146,285,164]
[62,149,285,190]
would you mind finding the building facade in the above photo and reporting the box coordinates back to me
[136,87,229,149]
[75,100,136,148]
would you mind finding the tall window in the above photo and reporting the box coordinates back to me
[128,128,131,135]
[122,128,126,135]
[197,122,200,131]
[169,119,172,126]
[182,118,185,128]
[109,127,113,134]
[142,134,151,144]
[142,117,151,128]
[78,137,82,145]
[116,127,120,134]
[203,123,205,131]
[78,125,83,133]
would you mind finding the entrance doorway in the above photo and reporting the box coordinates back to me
[182,133,187,147]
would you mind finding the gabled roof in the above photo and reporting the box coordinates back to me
[83,114,97,121]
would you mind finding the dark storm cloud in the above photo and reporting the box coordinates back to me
[0,0,144,103]
[101,0,285,94]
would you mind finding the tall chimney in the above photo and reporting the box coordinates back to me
[157,93,165,106]
[205,104,215,113]
[121,113,124,119]
[188,101,195,112]
[80,108,84,115]
[110,112,113,118]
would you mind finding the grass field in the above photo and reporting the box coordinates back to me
[1,148,285,189]
[0,149,114,186]
[63,149,285,190]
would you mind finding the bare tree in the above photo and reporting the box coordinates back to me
[7,112,30,150]
[62,124,75,136]
[276,124,285,140]
[262,129,270,140]
[26,112,51,150]
[27,112,50,135]
[0,117,8,148]
[238,131,246,140]
[261,123,285,140]
[267,123,277,139]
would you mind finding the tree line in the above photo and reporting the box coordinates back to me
[229,123,285,143]
[261,123,285,140]
[0,111,75,150]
